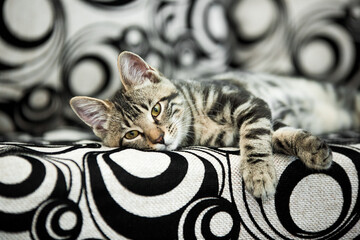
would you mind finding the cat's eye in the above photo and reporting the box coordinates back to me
[124,130,139,140]
[151,103,161,117]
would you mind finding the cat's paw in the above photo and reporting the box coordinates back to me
[241,160,277,200]
[297,134,332,170]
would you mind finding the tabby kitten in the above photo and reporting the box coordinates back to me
[70,51,359,199]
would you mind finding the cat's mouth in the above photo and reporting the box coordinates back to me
[153,135,181,151]
[151,123,185,151]
[155,142,178,151]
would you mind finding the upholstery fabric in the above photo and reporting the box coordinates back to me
[0,139,359,239]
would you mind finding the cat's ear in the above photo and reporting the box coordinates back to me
[70,96,113,136]
[117,51,158,91]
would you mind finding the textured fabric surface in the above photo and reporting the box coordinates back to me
[0,140,359,239]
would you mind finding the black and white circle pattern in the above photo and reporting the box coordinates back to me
[0,144,83,239]
[1,0,359,134]
[84,147,233,239]
[290,2,360,83]
[0,142,359,239]
[0,0,66,87]
[234,145,360,239]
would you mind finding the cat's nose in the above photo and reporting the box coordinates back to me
[155,134,164,144]
[148,128,165,144]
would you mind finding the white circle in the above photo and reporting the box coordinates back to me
[207,3,228,41]
[125,29,143,46]
[350,6,360,18]
[70,59,105,95]
[145,53,162,70]
[111,149,171,178]
[29,89,50,109]
[4,0,54,40]
[289,175,343,232]
[233,0,277,39]
[209,211,233,237]
[299,39,335,76]
[0,156,32,184]
[180,48,195,67]
[59,211,77,231]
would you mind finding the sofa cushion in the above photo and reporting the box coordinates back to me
[0,140,359,239]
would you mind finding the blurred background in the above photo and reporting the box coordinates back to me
[0,0,360,139]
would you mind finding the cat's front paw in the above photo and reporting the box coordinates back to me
[241,160,277,200]
[297,135,333,170]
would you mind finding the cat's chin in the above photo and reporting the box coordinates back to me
[155,134,182,151]
[164,143,179,151]
[153,135,182,151]
[154,143,178,151]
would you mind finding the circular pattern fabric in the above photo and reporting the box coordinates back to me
[0,142,359,239]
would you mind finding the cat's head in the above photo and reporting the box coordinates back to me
[70,51,190,150]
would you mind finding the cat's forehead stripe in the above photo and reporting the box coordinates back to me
[113,93,143,119]
[113,101,135,124]
[132,105,141,113]
[123,117,132,128]
[140,103,149,111]
[159,92,179,102]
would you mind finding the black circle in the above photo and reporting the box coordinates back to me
[0,0,58,48]
[183,198,240,240]
[31,199,82,240]
[63,55,110,97]
[227,0,287,44]
[275,160,351,238]
[292,35,340,79]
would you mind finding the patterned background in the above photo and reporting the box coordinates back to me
[1,1,360,239]
[1,0,360,137]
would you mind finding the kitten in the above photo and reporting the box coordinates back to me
[70,51,359,199]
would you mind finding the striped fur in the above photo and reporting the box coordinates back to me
[70,51,359,199]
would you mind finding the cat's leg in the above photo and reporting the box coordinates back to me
[272,121,332,170]
[237,99,277,199]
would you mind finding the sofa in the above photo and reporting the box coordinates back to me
[1,131,360,239]
[1,0,360,239]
